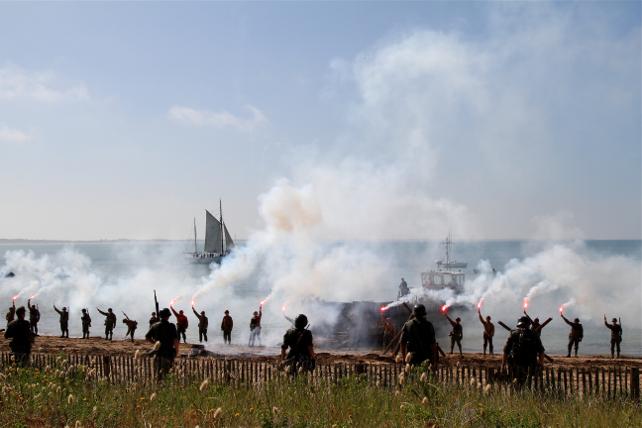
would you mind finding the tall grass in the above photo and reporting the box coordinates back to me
[0,360,639,427]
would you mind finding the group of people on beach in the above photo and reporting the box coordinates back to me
[4,299,265,347]
[437,306,623,359]
[3,298,315,380]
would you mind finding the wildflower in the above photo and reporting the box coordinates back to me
[74,421,82,428]
[404,352,413,363]
[92,406,97,413]
[213,407,222,419]
[134,350,140,359]
[420,372,428,383]
[421,396,428,405]
[234,412,240,417]
[149,392,156,401]
[483,384,491,395]
[199,379,209,392]
[272,406,279,415]
[394,355,403,364]
[469,377,476,386]
[67,394,75,404]
[398,373,405,386]
[404,363,411,374]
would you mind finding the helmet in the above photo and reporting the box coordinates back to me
[413,304,426,317]
[224,310,229,314]
[517,316,531,328]
[612,318,617,323]
[159,308,171,319]
[294,314,308,329]
[574,318,580,323]
[455,317,461,323]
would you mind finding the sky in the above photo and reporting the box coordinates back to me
[0,2,640,240]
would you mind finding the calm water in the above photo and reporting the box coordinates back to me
[0,239,640,356]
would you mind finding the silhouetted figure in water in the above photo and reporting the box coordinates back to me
[4,306,34,366]
[192,305,208,343]
[603,315,622,359]
[221,310,233,344]
[561,313,583,357]
[97,308,117,340]
[81,308,92,339]
[53,305,69,337]
[27,299,40,335]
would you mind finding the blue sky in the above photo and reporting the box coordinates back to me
[0,2,640,240]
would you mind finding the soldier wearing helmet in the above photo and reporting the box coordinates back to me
[502,316,545,387]
[281,313,315,375]
[145,307,180,380]
[603,315,622,359]
[443,311,463,356]
[53,305,69,338]
[560,313,583,357]
[400,304,437,368]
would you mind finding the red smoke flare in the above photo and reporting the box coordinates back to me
[522,298,528,310]
[379,306,388,313]
[440,304,449,314]
[477,298,484,310]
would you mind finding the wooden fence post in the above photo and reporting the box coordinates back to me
[631,367,640,402]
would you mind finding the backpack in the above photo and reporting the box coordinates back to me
[509,330,538,366]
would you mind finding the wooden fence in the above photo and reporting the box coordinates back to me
[0,352,638,401]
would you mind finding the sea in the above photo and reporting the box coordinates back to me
[0,239,640,357]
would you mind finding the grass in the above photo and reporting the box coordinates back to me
[0,359,639,428]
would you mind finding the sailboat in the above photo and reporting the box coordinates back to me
[191,200,235,264]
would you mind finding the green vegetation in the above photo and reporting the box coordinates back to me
[0,360,639,428]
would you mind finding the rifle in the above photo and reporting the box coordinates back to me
[153,290,160,316]
[498,320,553,363]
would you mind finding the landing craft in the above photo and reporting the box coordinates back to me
[190,200,235,264]
[323,235,473,349]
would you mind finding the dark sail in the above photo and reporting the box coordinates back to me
[204,210,222,253]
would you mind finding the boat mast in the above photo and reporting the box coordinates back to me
[193,217,197,254]
[219,199,224,255]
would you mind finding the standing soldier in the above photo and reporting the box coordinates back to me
[6,300,16,327]
[444,313,463,356]
[97,308,117,340]
[53,305,69,338]
[400,304,437,367]
[502,316,545,387]
[248,305,263,347]
[122,312,138,342]
[149,312,159,326]
[398,277,410,299]
[523,311,552,338]
[81,309,92,339]
[191,305,208,343]
[477,308,495,355]
[4,306,34,366]
[603,315,622,359]
[281,314,315,376]
[170,305,189,343]
[145,308,179,381]
[560,312,583,357]
[221,310,233,344]
[27,299,40,335]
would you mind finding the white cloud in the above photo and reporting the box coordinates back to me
[0,65,89,102]
[168,104,268,131]
[0,124,32,144]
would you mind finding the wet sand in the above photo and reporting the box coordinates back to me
[1,335,639,368]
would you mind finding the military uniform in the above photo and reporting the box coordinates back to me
[503,320,545,386]
[249,310,262,347]
[27,301,40,335]
[281,326,314,375]
[192,308,208,343]
[98,309,117,340]
[221,312,233,344]
[604,318,622,358]
[478,312,495,355]
[171,307,189,343]
[561,315,583,357]
[54,306,69,337]
[446,316,463,355]
[5,316,33,366]
[81,311,92,339]
[145,317,179,380]
[400,316,437,366]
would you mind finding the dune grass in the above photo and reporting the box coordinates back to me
[0,359,639,428]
